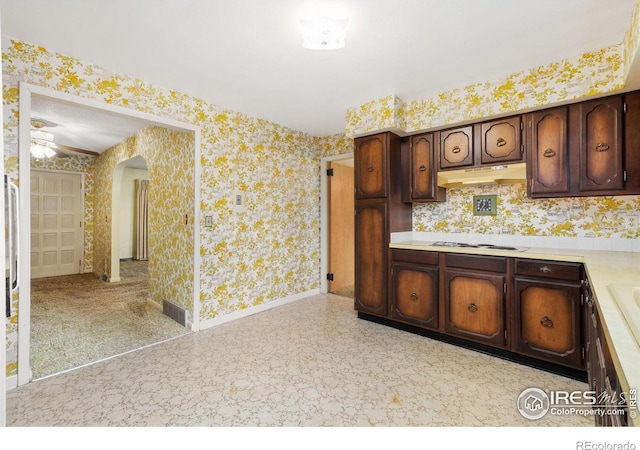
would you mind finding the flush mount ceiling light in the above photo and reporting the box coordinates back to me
[300,16,348,50]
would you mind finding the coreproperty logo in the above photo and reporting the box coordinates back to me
[517,387,637,420]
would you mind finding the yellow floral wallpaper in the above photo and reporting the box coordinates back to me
[92,126,195,313]
[413,184,640,239]
[624,0,640,79]
[198,110,320,319]
[3,39,324,376]
[346,44,624,137]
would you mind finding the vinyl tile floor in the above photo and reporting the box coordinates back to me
[6,294,592,427]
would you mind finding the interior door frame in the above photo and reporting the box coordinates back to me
[1,8,6,421]
[17,83,202,386]
[319,152,354,294]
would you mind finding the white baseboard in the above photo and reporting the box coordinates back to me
[147,298,163,311]
[198,289,320,331]
[6,374,18,391]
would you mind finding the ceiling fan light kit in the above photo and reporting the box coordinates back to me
[28,116,97,158]
[30,143,56,159]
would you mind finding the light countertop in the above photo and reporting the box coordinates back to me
[390,240,640,426]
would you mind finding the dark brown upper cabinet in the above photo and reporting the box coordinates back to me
[355,134,388,199]
[577,96,624,193]
[439,117,523,171]
[439,126,474,169]
[480,116,523,164]
[623,90,640,194]
[527,107,570,195]
[527,92,640,198]
[402,133,446,202]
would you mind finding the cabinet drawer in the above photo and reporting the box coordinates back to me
[514,259,581,281]
[445,253,506,273]
[391,249,438,265]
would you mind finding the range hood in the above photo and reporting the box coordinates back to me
[437,163,527,187]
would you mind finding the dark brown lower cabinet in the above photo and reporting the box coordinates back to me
[513,278,583,369]
[444,269,506,348]
[584,281,628,426]
[366,250,634,425]
[390,262,438,329]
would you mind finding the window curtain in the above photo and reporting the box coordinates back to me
[134,179,149,261]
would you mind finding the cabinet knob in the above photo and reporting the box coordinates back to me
[540,316,554,328]
[595,142,610,152]
[452,145,461,154]
[418,164,427,172]
[467,303,478,313]
[367,165,374,172]
[496,137,507,147]
[410,292,419,301]
[539,266,552,273]
[543,148,556,158]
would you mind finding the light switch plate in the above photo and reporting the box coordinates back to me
[233,192,245,212]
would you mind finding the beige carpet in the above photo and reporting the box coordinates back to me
[30,260,190,379]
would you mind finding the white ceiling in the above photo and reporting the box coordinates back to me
[1,0,638,143]
[31,96,151,153]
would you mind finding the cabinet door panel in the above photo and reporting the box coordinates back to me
[354,201,388,316]
[481,116,522,164]
[440,127,473,169]
[514,278,582,368]
[355,135,388,198]
[410,134,437,199]
[529,108,569,195]
[391,263,438,329]
[444,270,505,348]
[579,97,624,192]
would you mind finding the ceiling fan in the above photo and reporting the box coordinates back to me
[30,118,99,159]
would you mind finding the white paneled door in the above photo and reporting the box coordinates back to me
[31,170,84,279]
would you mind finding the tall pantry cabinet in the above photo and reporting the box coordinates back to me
[354,132,412,317]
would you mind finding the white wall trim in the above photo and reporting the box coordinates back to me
[198,289,320,331]
[17,82,201,387]
[319,153,354,294]
[0,13,5,422]
[191,128,202,331]
[5,375,17,391]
